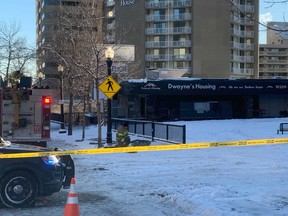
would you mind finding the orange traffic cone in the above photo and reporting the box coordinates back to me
[64,178,80,216]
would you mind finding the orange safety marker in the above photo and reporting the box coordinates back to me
[64,178,80,216]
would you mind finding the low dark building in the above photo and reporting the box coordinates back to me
[113,79,288,121]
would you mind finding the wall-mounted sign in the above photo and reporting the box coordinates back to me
[112,64,128,74]
[124,79,288,96]
[120,0,136,6]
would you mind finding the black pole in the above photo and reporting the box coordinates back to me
[59,75,66,133]
[106,58,113,144]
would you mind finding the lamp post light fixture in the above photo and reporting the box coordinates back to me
[37,71,44,88]
[105,47,115,145]
[57,64,66,133]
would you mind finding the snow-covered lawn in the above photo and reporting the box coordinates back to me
[1,118,288,216]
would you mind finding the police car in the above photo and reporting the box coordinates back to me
[0,138,74,208]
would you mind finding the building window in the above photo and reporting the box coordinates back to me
[154,22,165,29]
[174,35,185,41]
[44,0,60,5]
[173,8,185,19]
[173,21,185,28]
[62,1,80,6]
[153,49,160,56]
[108,10,114,17]
[154,35,165,42]
[173,61,185,68]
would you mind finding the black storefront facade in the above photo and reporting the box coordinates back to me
[113,79,288,121]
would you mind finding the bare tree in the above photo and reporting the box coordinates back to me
[230,0,288,33]
[40,0,140,145]
[0,22,35,86]
[264,0,288,8]
[73,0,144,146]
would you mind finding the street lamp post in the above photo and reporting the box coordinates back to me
[105,47,115,145]
[37,71,44,88]
[57,65,66,133]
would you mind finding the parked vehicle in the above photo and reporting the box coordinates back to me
[0,138,74,208]
[0,88,53,147]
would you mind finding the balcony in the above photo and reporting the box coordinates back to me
[230,54,254,63]
[107,22,115,30]
[145,27,191,35]
[259,50,288,56]
[231,28,254,38]
[145,54,191,61]
[231,15,254,25]
[146,28,167,34]
[107,10,115,19]
[259,59,288,64]
[172,27,191,34]
[231,68,254,75]
[146,13,192,22]
[173,0,192,7]
[259,67,288,73]
[145,40,191,48]
[106,34,115,43]
[107,0,115,7]
[232,4,254,12]
[230,41,254,50]
[146,0,192,8]
[146,1,166,8]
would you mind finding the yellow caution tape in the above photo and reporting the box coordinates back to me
[0,138,288,159]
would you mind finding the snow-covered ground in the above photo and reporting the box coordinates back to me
[1,117,288,216]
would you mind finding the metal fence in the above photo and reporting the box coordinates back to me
[112,118,186,144]
[51,114,186,143]
[51,113,96,126]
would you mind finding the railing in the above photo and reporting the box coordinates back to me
[145,54,192,61]
[145,40,191,48]
[51,114,186,143]
[146,0,192,8]
[51,113,81,125]
[231,68,254,75]
[231,41,254,50]
[145,27,191,35]
[107,0,115,7]
[230,54,254,63]
[230,15,254,25]
[231,28,254,37]
[112,118,186,144]
[145,13,191,22]
[232,4,254,12]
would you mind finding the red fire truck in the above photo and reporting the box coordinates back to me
[0,88,52,147]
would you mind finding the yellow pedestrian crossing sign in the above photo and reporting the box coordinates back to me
[99,75,121,99]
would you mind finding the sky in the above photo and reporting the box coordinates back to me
[0,0,36,47]
[0,0,287,46]
[1,117,288,215]
[259,1,288,43]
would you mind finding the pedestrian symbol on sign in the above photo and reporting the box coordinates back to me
[106,78,114,91]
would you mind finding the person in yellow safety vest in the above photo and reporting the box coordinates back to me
[116,122,130,147]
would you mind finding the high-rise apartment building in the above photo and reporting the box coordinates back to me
[36,0,259,80]
[259,44,288,79]
[36,0,104,80]
[259,22,288,79]
[106,0,259,79]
